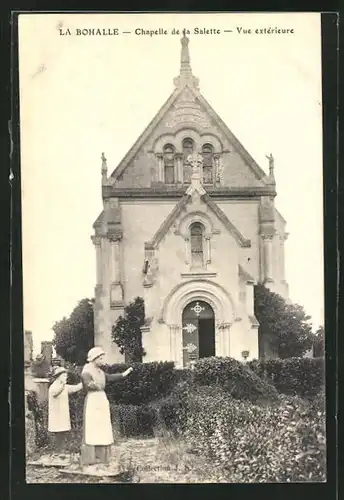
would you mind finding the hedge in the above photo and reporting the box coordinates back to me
[67,361,177,405]
[247,357,325,399]
[183,386,326,482]
[193,356,279,403]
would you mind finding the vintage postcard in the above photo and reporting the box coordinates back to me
[18,12,327,484]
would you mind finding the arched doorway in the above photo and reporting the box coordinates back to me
[182,300,215,367]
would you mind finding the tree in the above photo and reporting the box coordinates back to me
[312,326,325,357]
[112,297,146,363]
[52,298,95,365]
[254,284,313,359]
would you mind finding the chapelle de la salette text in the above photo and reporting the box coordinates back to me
[59,26,295,37]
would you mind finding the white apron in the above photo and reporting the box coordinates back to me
[82,363,114,446]
[48,382,71,433]
[84,391,113,446]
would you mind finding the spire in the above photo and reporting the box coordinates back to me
[180,29,192,76]
[173,31,199,90]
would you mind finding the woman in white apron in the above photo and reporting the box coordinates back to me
[81,346,133,466]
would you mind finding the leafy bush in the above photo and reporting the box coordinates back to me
[193,356,279,403]
[104,361,177,405]
[183,389,326,482]
[52,298,95,365]
[111,297,146,363]
[254,283,314,358]
[248,357,325,399]
[26,390,49,448]
[110,403,157,437]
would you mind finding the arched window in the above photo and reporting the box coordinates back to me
[163,144,175,184]
[182,138,194,160]
[190,222,204,268]
[202,143,214,184]
[183,138,194,183]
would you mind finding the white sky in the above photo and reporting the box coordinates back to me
[19,12,323,353]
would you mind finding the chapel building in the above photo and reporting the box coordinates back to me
[91,34,289,366]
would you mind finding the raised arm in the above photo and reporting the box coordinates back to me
[105,367,133,383]
[105,372,124,383]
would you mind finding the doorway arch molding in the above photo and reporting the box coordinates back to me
[160,279,235,326]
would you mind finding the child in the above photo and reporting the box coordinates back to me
[48,366,83,455]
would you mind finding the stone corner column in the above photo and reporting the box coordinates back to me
[261,232,274,283]
[216,322,231,357]
[91,235,102,285]
[108,232,124,307]
[175,153,184,184]
[245,280,255,317]
[155,153,164,183]
[169,324,182,368]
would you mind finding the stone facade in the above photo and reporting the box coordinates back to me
[91,34,289,366]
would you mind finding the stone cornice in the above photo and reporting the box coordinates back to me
[102,185,277,199]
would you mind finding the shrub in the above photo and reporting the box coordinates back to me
[193,356,279,403]
[104,361,177,405]
[183,390,326,482]
[26,390,49,448]
[110,403,156,437]
[248,357,325,399]
[148,381,194,436]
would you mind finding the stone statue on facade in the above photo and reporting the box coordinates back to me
[143,257,159,287]
[265,153,274,169]
[186,153,203,176]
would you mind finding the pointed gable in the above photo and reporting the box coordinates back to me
[146,191,251,250]
[106,33,271,192]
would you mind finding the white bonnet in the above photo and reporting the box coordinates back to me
[87,346,105,362]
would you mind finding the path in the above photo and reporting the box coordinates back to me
[26,436,223,483]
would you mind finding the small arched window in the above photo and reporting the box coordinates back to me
[183,138,194,183]
[163,144,175,184]
[202,143,214,184]
[190,222,204,268]
[182,138,194,161]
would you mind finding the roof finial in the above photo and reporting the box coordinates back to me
[265,153,276,185]
[180,30,191,74]
[173,31,199,90]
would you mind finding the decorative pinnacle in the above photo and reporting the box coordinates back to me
[180,29,191,74]
[173,30,199,90]
[101,152,107,175]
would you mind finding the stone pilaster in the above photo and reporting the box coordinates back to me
[259,196,276,284]
[262,234,274,283]
[205,234,211,265]
[108,233,124,308]
[176,153,184,184]
[184,236,191,265]
[91,235,102,285]
[217,322,231,357]
[156,153,164,183]
[170,325,182,368]
[245,280,255,316]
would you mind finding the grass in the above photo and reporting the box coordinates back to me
[26,426,227,483]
